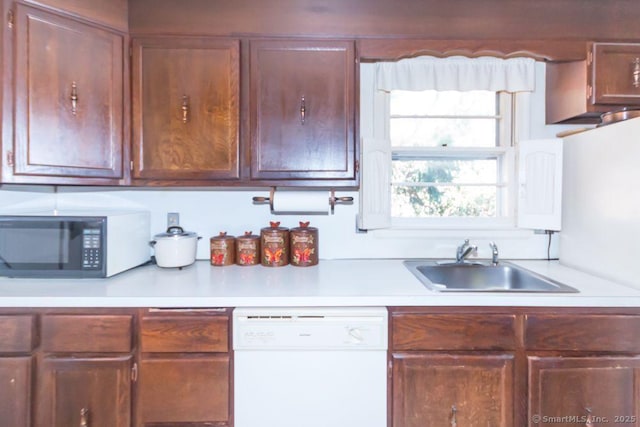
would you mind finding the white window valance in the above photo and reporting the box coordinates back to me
[375,56,536,93]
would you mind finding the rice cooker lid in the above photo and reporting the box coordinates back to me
[155,226,198,239]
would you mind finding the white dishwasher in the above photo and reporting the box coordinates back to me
[233,306,388,427]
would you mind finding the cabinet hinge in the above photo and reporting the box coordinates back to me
[355,160,360,174]
[131,362,138,382]
[130,160,134,172]
[7,9,13,29]
[6,151,14,167]
[587,85,593,100]
[587,50,593,66]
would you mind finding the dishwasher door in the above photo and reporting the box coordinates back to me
[233,307,388,427]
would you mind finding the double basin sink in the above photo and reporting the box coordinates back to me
[404,260,579,293]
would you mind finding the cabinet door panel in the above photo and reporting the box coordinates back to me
[37,356,132,427]
[13,5,123,179]
[138,356,229,424]
[0,357,32,427]
[250,40,355,181]
[592,43,640,105]
[392,353,514,427]
[528,356,640,427]
[132,37,239,181]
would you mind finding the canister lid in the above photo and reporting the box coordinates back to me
[236,231,259,241]
[291,221,317,232]
[261,221,289,232]
[210,231,235,241]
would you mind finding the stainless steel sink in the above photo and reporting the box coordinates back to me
[404,260,579,293]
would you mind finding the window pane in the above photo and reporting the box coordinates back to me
[392,159,498,184]
[390,90,496,116]
[390,117,497,147]
[391,158,499,218]
[392,185,497,218]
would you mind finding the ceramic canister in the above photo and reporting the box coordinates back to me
[290,221,319,267]
[235,231,260,266]
[210,232,235,266]
[260,221,289,267]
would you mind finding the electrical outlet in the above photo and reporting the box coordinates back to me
[167,212,180,228]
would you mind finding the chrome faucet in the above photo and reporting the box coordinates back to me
[489,241,499,265]
[456,239,477,263]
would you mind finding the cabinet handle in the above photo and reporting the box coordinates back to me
[585,407,593,427]
[300,96,306,124]
[70,82,78,116]
[182,95,190,124]
[450,405,457,427]
[632,58,640,88]
[80,408,89,427]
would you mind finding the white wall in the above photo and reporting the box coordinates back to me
[0,62,589,262]
[560,118,640,288]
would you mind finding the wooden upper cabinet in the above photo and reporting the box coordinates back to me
[590,43,640,106]
[546,42,640,124]
[12,4,124,182]
[249,39,356,184]
[131,37,240,182]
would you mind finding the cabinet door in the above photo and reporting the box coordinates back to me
[392,353,514,427]
[393,353,514,427]
[250,40,356,182]
[591,43,640,106]
[528,356,640,427]
[132,37,240,182]
[137,355,229,426]
[37,356,132,427]
[0,357,32,427]
[13,4,124,180]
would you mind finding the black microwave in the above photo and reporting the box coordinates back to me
[0,211,150,278]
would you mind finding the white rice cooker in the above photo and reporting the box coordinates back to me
[150,226,201,268]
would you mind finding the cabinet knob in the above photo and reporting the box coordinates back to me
[80,408,89,427]
[70,82,78,116]
[450,404,457,427]
[632,58,640,89]
[585,407,593,427]
[182,95,190,124]
[300,96,306,124]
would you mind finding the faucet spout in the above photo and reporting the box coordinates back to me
[456,239,477,263]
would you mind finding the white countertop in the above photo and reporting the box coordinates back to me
[0,259,639,308]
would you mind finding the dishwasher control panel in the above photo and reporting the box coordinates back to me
[233,307,388,350]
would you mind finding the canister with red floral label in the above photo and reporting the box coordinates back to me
[235,231,260,266]
[210,232,235,266]
[260,222,289,267]
[290,221,319,267]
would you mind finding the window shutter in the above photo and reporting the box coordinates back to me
[517,138,563,231]
[358,138,392,230]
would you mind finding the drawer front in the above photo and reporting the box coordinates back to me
[141,316,229,353]
[0,315,36,352]
[392,314,517,351]
[41,315,133,353]
[525,314,640,352]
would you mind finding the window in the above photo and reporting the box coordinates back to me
[358,56,536,231]
[390,89,514,226]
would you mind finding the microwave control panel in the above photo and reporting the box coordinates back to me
[82,229,102,269]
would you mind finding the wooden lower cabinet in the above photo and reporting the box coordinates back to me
[392,353,514,427]
[36,356,132,427]
[0,357,32,427]
[137,356,230,426]
[528,356,640,427]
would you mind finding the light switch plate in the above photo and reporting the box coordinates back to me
[167,212,180,228]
